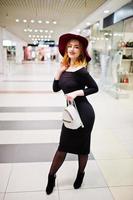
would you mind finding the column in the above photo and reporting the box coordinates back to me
[0,27,3,74]
[16,42,24,64]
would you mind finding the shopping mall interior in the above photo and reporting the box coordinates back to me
[0,0,133,200]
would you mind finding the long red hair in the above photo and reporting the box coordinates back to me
[61,40,87,68]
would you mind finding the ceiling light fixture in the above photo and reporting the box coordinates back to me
[104,10,110,14]
[76,29,80,33]
[31,20,35,23]
[38,20,42,23]
[23,19,27,23]
[16,19,19,22]
[53,21,57,24]
[45,21,49,24]
[86,22,91,26]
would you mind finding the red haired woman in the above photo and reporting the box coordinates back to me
[46,33,98,195]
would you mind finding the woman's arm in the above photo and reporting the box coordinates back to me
[65,68,98,101]
[53,79,61,92]
[83,70,99,96]
[53,63,67,92]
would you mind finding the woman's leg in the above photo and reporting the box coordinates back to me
[78,154,88,173]
[46,150,67,194]
[73,154,88,189]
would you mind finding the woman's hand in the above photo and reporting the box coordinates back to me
[55,62,67,80]
[65,91,77,102]
[59,62,68,73]
[65,90,84,102]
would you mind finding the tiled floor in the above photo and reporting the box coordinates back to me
[0,61,133,200]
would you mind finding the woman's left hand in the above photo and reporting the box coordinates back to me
[65,91,77,102]
[65,90,84,102]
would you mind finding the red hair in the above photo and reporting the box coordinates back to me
[61,40,87,68]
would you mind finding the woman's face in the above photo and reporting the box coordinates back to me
[67,40,81,60]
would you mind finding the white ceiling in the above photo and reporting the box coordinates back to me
[0,0,107,43]
[0,0,131,44]
[73,0,132,34]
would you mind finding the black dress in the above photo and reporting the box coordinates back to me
[53,67,98,155]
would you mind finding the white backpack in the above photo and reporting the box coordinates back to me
[62,100,84,130]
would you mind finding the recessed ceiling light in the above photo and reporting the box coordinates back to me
[38,20,42,23]
[40,30,43,33]
[45,30,48,33]
[23,19,27,23]
[16,19,19,22]
[31,20,35,23]
[86,22,91,26]
[29,35,31,37]
[104,10,110,14]
[45,21,49,24]
[50,30,53,33]
[24,29,27,32]
[34,29,38,32]
[76,29,80,33]
[53,21,57,24]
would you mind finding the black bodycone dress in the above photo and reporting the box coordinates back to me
[53,67,98,155]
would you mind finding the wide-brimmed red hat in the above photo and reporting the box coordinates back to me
[58,33,91,62]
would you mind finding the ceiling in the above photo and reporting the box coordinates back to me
[0,0,107,44]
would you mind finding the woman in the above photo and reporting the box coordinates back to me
[46,33,98,195]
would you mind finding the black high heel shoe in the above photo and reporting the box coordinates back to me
[73,171,85,189]
[46,174,56,195]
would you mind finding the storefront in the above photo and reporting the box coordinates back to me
[23,41,59,63]
[90,1,133,97]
